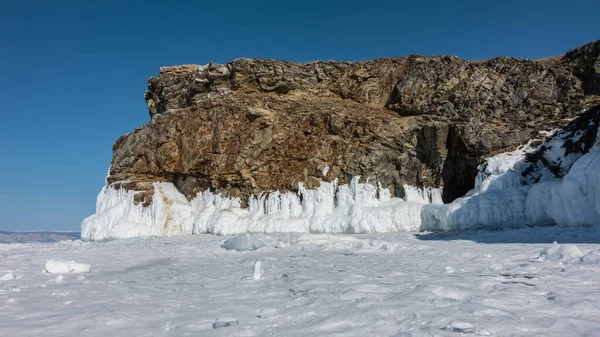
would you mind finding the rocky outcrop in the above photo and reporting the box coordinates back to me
[108,40,600,206]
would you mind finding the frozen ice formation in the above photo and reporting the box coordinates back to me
[82,177,434,240]
[252,261,263,280]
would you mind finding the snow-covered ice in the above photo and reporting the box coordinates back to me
[82,176,441,240]
[258,307,278,319]
[536,242,584,263]
[45,260,91,274]
[448,320,474,333]
[221,233,264,251]
[53,106,600,335]
[1,271,16,281]
[2,227,600,336]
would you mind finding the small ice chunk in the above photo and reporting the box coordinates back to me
[0,271,16,281]
[449,320,474,333]
[55,275,64,283]
[431,286,471,300]
[222,234,264,251]
[46,260,74,274]
[444,266,455,274]
[322,165,330,177]
[477,328,492,336]
[212,320,239,329]
[258,307,278,319]
[252,261,263,280]
[45,260,91,274]
[537,243,583,263]
[380,244,395,252]
[72,263,91,273]
[6,298,16,304]
[77,275,87,281]
[489,263,503,272]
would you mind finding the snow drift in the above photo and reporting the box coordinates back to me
[82,106,600,240]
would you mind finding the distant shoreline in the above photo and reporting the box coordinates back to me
[0,231,81,244]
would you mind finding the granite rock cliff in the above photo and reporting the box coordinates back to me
[107,40,600,206]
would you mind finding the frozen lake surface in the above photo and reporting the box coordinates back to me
[1,226,600,336]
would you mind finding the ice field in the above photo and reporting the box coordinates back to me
[2,227,600,336]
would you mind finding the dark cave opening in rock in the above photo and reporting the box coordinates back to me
[441,126,479,203]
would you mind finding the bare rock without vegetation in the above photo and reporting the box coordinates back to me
[107,40,600,205]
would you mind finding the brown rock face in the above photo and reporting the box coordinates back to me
[108,40,600,206]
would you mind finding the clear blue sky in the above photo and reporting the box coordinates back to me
[1,0,598,231]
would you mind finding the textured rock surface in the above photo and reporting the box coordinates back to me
[108,40,600,205]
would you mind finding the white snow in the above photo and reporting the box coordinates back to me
[258,307,278,319]
[448,320,475,333]
[221,234,264,251]
[2,227,600,336]
[537,242,584,263]
[252,261,263,280]
[581,249,600,264]
[422,127,600,232]
[526,150,600,227]
[0,271,16,281]
[45,260,91,274]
